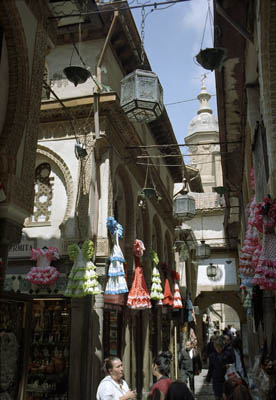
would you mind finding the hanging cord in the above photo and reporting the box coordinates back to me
[144,158,150,188]
[140,6,146,65]
[200,0,214,49]
[69,32,87,67]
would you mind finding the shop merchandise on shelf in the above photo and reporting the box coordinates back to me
[25,299,70,400]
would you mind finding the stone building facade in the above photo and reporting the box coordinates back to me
[214,0,276,393]
[1,2,193,400]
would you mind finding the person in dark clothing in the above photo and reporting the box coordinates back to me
[165,380,194,400]
[148,351,172,400]
[206,335,216,382]
[232,337,247,381]
[223,335,235,365]
[178,343,193,386]
[223,378,252,400]
[207,336,234,400]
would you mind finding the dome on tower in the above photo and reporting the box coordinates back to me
[187,80,218,136]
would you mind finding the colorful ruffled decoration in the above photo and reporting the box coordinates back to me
[127,240,151,309]
[106,216,123,239]
[250,196,276,290]
[150,250,163,301]
[25,247,60,286]
[151,250,159,266]
[105,227,128,295]
[171,271,183,309]
[162,278,173,306]
[64,240,102,298]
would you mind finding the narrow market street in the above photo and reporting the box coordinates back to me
[194,369,214,400]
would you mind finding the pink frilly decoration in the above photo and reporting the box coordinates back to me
[249,168,255,191]
[133,239,145,257]
[25,266,59,286]
[171,270,180,281]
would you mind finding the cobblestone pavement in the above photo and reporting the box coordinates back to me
[194,369,215,400]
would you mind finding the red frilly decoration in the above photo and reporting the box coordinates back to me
[127,240,151,309]
[163,278,173,306]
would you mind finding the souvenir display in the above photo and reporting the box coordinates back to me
[0,300,24,400]
[105,217,128,295]
[150,250,164,301]
[161,263,173,307]
[26,299,70,400]
[251,196,276,290]
[127,240,151,309]
[25,247,60,286]
[64,240,102,298]
[171,271,183,309]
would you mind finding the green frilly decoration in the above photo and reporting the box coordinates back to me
[82,240,94,260]
[151,250,159,266]
[68,240,94,261]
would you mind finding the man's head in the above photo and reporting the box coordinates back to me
[185,341,192,351]
[224,335,231,346]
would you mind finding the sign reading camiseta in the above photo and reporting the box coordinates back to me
[8,235,36,258]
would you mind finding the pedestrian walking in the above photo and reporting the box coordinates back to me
[207,336,234,400]
[223,378,252,400]
[223,335,235,364]
[165,380,194,400]
[205,335,216,382]
[232,337,247,381]
[148,351,172,400]
[178,343,193,386]
[96,357,137,400]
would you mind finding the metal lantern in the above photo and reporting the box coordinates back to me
[207,262,218,278]
[173,193,196,221]
[195,240,211,259]
[120,69,164,123]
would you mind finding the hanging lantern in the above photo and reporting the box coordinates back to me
[195,240,211,259]
[207,262,218,278]
[120,69,164,123]
[173,193,196,221]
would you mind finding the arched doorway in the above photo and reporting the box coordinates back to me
[194,291,246,357]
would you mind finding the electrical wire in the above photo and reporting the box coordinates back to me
[126,140,241,149]
[165,94,216,106]
[48,0,192,19]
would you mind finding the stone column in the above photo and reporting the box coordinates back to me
[142,310,151,400]
[0,218,22,292]
[123,309,132,387]
[89,261,106,399]
[68,298,86,400]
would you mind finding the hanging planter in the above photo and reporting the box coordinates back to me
[195,47,227,71]
[63,66,91,87]
[138,160,162,206]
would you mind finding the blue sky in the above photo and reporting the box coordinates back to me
[131,0,217,146]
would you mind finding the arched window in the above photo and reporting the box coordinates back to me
[28,163,54,225]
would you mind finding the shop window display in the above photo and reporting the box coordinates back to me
[25,299,70,400]
[0,299,25,400]
[103,310,122,358]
